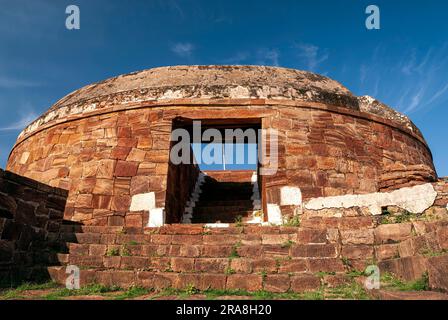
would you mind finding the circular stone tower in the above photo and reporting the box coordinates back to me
[6,66,437,228]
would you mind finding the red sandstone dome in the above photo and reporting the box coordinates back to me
[7,65,437,228]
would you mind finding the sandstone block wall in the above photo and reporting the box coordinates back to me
[0,169,67,285]
[165,145,200,224]
[6,103,436,226]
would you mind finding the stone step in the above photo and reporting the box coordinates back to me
[193,206,254,215]
[146,224,306,235]
[197,194,253,202]
[369,290,448,300]
[197,200,254,207]
[58,254,347,274]
[191,211,254,222]
[59,227,332,245]
[63,242,339,258]
[59,225,125,234]
[47,266,343,292]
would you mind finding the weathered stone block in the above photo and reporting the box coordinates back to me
[341,245,374,260]
[341,229,374,245]
[278,258,307,273]
[264,275,290,293]
[376,244,399,261]
[374,223,413,244]
[195,258,228,273]
[427,255,448,293]
[291,244,338,258]
[171,257,195,272]
[114,161,139,177]
[226,274,263,291]
[290,274,321,292]
[230,258,252,273]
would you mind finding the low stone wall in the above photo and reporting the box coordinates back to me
[433,178,448,208]
[165,156,200,224]
[203,170,254,183]
[0,169,68,286]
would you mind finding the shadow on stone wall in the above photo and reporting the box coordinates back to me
[0,169,76,287]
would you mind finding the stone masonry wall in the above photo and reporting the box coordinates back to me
[0,169,67,285]
[165,146,200,224]
[7,103,436,226]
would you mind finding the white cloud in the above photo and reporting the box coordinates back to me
[0,111,38,131]
[427,82,448,105]
[0,76,41,89]
[256,48,280,66]
[296,43,329,71]
[171,42,194,57]
[222,51,250,64]
[404,87,426,113]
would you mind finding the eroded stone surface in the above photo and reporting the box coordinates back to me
[20,66,419,140]
[304,183,437,216]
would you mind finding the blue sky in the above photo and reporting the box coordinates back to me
[0,0,447,176]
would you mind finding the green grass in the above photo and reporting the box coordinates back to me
[106,248,120,256]
[421,248,448,257]
[228,241,242,259]
[121,245,131,256]
[281,240,295,248]
[326,282,370,300]
[0,282,60,300]
[234,215,244,227]
[43,284,121,300]
[149,287,327,300]
[315,271,336,278]
[283,216,301,227]
[381,272,429,292]
[379,210,418,224]
[225,267,236,275]
[113,286,151,300]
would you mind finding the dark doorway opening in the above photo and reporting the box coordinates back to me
[165,117,263,224]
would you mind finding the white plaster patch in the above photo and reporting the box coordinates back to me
[267,203,283,225]
[160,89,184,100]
[19,152,30,165]
[229,86,250,99]
[248,172,263,223]
[148,208,165,227]
[280,186,302,206]
[182,172,207,223]
[130,192,156,212]
[304,183,437,216]
[204,223,230,228]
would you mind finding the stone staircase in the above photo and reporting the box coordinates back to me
[44,216,448,296]
[48,222,356,292]
[191,175,255,224]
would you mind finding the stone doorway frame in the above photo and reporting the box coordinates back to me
[164,116,267,224]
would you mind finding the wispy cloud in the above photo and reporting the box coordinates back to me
[356,44,448,114]
[295,43,329,72]
[427,81,448,105]
[398,45,448,113]
[0,111,37,131]
[256,48,280,66]
[171,42,195,57]
[222,51,250,64]
[0,76,41,89]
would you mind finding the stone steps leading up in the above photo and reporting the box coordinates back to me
[47,223,356,292]
[191,212,255,224]
[192,177,255,223]
[42,218,448,294]
[59,254,346,274]
[47,266,345,293]
[193,206,254,215]
[197,200,254,207]
[57,228,333,246]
